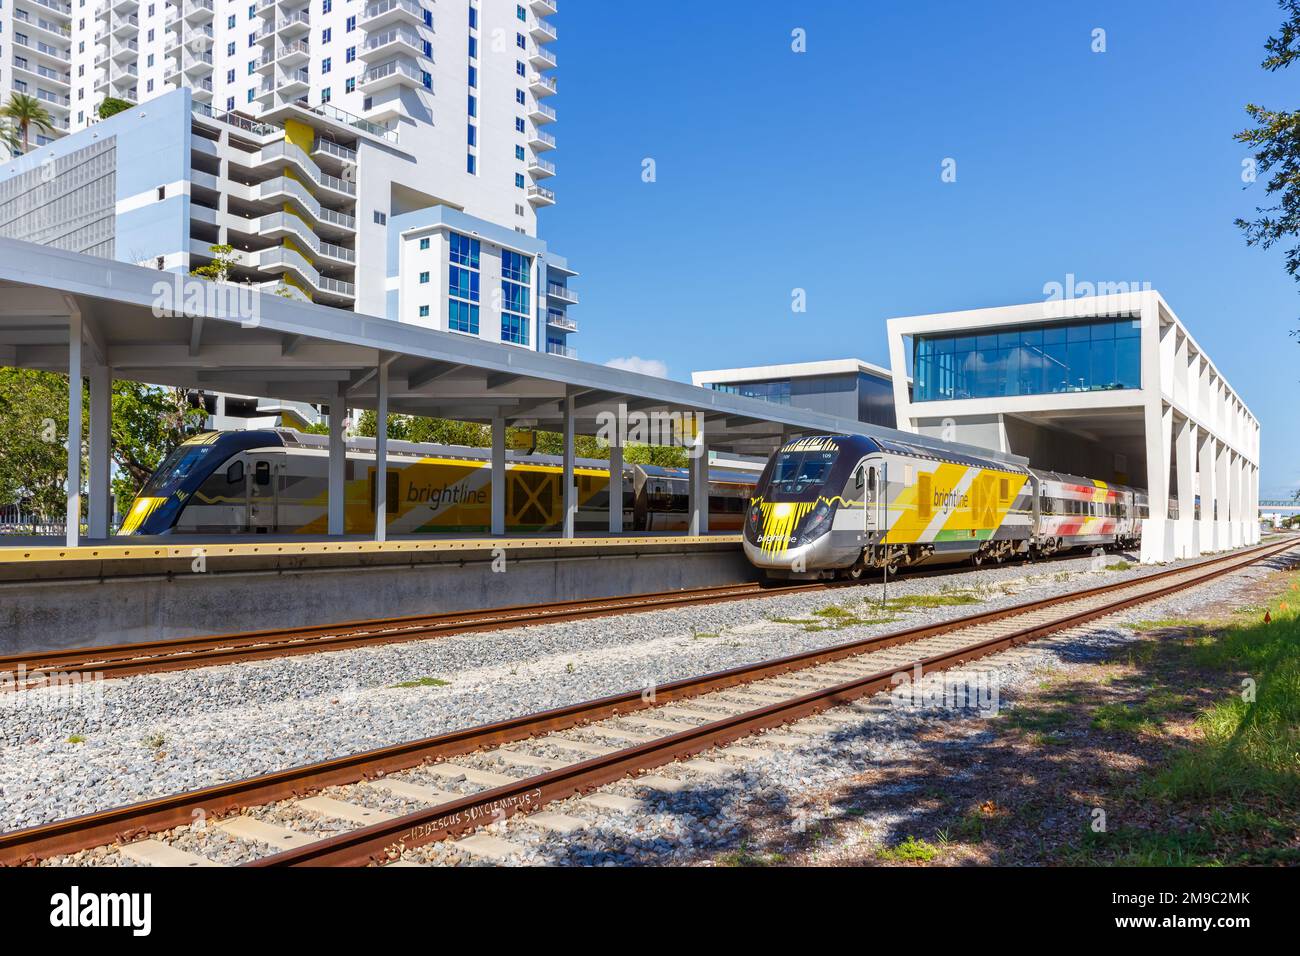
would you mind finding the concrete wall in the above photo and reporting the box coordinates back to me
[0,543,755,655]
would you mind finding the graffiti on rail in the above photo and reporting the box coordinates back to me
[394,787,545,849]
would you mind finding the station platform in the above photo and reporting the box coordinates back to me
[0,533,751,655]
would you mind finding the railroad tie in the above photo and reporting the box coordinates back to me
[368,779,461,807]
[485,749,565,771]
[217,817,320,851]
[546,738,618,757]
[295,796,397,826]
[118,839,223,867]
[581,793,643,813]
[454,832,524,861]
[522,811,588,834]
[424,764,519,788]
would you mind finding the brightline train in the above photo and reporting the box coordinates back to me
[745,434,1147,579]
[119,430,758,536]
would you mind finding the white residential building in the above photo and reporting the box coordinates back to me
[0,0,575,356]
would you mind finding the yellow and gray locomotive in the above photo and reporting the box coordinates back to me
[744,435,1144,579]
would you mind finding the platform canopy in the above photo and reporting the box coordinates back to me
[0,239,1025,464]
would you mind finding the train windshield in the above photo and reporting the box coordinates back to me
[140,444,222,497]
[768,449,839,497]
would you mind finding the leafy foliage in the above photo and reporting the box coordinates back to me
[190,243,238,283]
[96,97,133,120]
[1236,1,1300,309]
[0,92,53,155]
[353,410,689,466]
[0,369,205,524]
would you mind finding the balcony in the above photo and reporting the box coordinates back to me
[529,17,556,43]
[279,66,310,96]
[255,211,356,264]
[32,0,73,16]
[312,137,357,165]
[185,51,214,76]
[14,34,72,62]
[184,0,215,22]
[361,26,425,62]
[14,11,72,41]
[547,282,577,304]
[527,155,555,179]
[111,0,134,12]
[528,72,557,97]
[361,57,425,93]
[528,128,556,151]
[110,12,138,37]
[546,342,576,358]
[361,0,425,30]
[109,37,138,62]
[546,312,577,332]
[254,244,355,301]
[192,77,214,101]
[253,0,277,17]
[527,101,556,125]
[529,44,556,70]
[277,12,311,38]
[275,39,310,67]
[530,0,557,15]
[526,184,556,207]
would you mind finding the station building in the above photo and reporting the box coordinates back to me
[886,291,1261,563]
[691,359,899,429]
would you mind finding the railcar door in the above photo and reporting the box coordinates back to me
[863,461,886,535]
[246,452,284,534]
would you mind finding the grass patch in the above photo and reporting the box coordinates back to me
[771,605,897,632]
[880,591,982,611]
[717,846,786,867]
[876,835,938,863]
[1105,561,1131,571]
[388,676,451,689]
[141,732,165,750]
[66,734,85,744]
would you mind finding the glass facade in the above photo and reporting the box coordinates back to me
[912,317,1142,402]
[447,232,481,335]
[707,372,897,428]
[500,249,531,346]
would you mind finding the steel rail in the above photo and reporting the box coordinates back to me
[0,551,1099,685]
[245,539,1298,866]
[0,540,1289,866]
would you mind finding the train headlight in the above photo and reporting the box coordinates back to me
[795,501,834,545]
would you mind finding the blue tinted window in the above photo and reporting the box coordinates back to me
[913,317,1142,401]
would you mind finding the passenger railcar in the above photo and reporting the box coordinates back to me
[120,430,758,536]
[743,434,1145,579]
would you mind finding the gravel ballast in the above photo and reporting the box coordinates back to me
[1,546,1288,835]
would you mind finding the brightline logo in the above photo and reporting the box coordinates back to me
[49,886,152,936]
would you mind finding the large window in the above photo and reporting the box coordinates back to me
[709,380,792,404]
[501,249,531,346]
[912,317,1142,402]
[447,232,480,334]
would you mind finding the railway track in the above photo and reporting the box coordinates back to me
[0,550,1098,688]
[2,538,1291,867]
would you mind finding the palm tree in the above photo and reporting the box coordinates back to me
[0,93,53,155]
[0,120,21,160]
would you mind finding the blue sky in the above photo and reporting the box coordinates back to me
[541,0,1300,498]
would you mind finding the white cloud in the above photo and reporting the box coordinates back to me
[605,356,669,378]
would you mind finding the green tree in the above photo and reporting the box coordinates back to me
[190,243,238,283]
[96,97,133,120]
[0,370,205,526]
[352,411,689,466]
[1236,1,1300,322]
[0,120,22,160]
[0,92,54,155]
